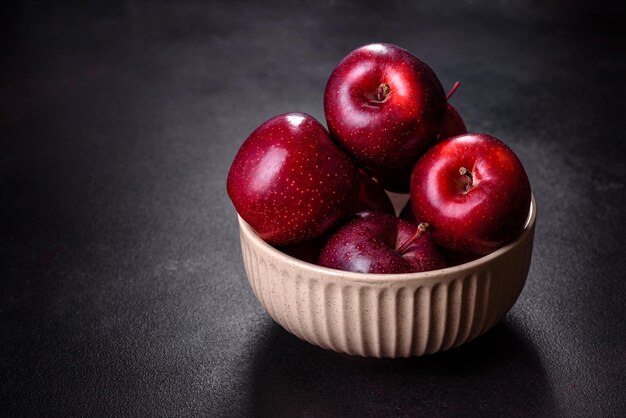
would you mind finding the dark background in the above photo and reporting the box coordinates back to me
[1,0,625,416]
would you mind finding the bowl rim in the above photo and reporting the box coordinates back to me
[238,194,536,284]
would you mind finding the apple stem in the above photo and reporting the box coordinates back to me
[397,222,429,254]
[377,83,390,101]
[446,81,461,100]
[459,167,473,191]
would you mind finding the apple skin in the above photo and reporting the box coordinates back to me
[324,43,447,168]
[410,133,531,256]
[399,200,482,267]
[400,200,478,266]
[278,170,393,263]
[318,211,446,274]
[227,112,360,246]
[438,103,467,141]
[367,102,468,193]
[353,170,395,214]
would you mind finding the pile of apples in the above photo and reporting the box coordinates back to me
[228,43,531,274]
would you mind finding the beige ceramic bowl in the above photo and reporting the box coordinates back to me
[238,195,536,358]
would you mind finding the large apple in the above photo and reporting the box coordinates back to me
[410,134,531,256]
[227,112,360,245]
[324,43,447,168]
[318,211,446,274]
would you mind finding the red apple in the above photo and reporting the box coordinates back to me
[324,43,447,168]
[410,133,531,256]
[227,112,360,245]
[318,211,446,274]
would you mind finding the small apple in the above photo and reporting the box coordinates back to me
[410,133,531,255]
[227,112,360,245]
[324,43,447,168]
[318,211,446,274]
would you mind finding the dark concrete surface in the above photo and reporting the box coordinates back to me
[1,1,625,416]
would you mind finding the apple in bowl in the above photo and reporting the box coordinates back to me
[410,133,531,256]
[324,43,447,169]
[318,211,446,274]
[227,112,360,246]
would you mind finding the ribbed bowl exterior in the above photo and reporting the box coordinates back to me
[238,197,536,358]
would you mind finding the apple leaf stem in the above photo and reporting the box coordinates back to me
[446,81,461,100]
[377,83,390,101]
[397,222,429,254]
[459,166,474,192]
